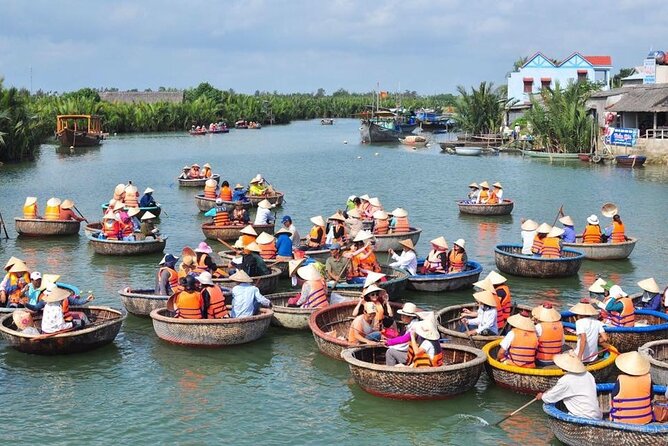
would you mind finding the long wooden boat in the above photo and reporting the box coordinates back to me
[101,203,162,218]
[562,236,638,260]
[0,306,125,355]
[455,147,482,156]
[327,265,408,298]
[457,199,514,216]
[87,234,166,256]
[14,218,81,236]
[372,227,422,252]
[407,260,483,292]
[360,120,416,143]
[616,154,646,167]
[264,290,359,330]
[543,383,668,446]
[562,309,668,353]
[436,302,533,349]
[341,344,486,400]
[212,267,281,294]
[178,174,220,187]
[84,222,103,237]
[521,149,581,160]
[482,336,617,394]
[639,340,668,386]
[201,222,275,241]
[150,307,272,347]
[308,301,406,361]
[494,244,584,278]
[56,115,105,147]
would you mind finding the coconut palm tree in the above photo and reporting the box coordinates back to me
[455,82,510,135]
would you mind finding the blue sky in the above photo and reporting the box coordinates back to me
[0,0,666,94]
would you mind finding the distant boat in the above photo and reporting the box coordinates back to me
[235,120,249,129]
[521,149,580,160]
[616,154,646,167]
[399,135,428,147]
[359,104,417,143]
[320,118,334,125]
[56,115,105,147]
[455,147,482,156]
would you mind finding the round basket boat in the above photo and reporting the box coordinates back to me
[327,265,409,298]
[212,267,281,294]
[639,340,668,386]
[372,227,422,252]
[456,199,514,216]
[562,236,638,260]
[84,222,102,237]
[543,383,668,446]
[201,222,275,241]
[562,309,668,353]
[341,344,486,400]
[117,287,232,317]
[0,306,126,355]
[264,290,359,330]
[482,336,618,394]
[194,192,284,212]
[436,302,533,349]
[14,218,81,236]
[218,250,290,278]
[308,301,405,361]
[407,260,483,292]
[494,244,585,278]
[87,234,166,256]
[101,203,162,218]
[150,307,272,347]
[178,174,220,187]
[294,244,331,262]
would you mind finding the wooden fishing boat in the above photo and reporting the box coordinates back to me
[399,135,428,147]
[455,147,482,156]
[189,129,207,135]
[264,291,359,330]
[543,383,668,446]
[150,307,272,347]
[56,115,105,147]
[616,154,646,167]
[562,309,668,353]
[482,336,618,394]
[101,203,162,218]
[562,236,638,260]
[14,218,81,236]
[212,267,281,294]
[309,301,406,360]
[457,199,514,216]
[341,344,486,400]
[201,222,275,241]
[0,306,125,355]
[327,265,409,298]
[436,302,533,349]
[521,149,581,160]
[360,120,416,143]
[372,227,422,252]
[87,234,166,256]
[639,340,668,386]
[407,260,483,292]
[178,174,220,187]
[321,118,334,125]
[247,192,284,207]
[84,222,102,237]
[494,244,584,278]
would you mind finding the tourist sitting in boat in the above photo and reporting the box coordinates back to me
[204,178,218,199]
[232,202,250,225]
[460,290,498,336]
[348,302,381,344]
[569,300,611,364]
[229,270,271,318]
[127,207,141,231]
[171,275,204,319]
[156,254,180,296]
[610,352,653,425]
[57,199,84,222]
[281,216,300,249]
[496,312,538,368]
[196,272,228,319]
[240,242,270,277]
[232,183,249,203]
[23,196,40,219]
[559,215,576,243]
[289,265,327,309]
[239,225,257,246]
[113,183,126,202]
[189,164,202,179]
[596,285,635,327]
[467,183,479,203]
[306,216,326,248]
[532,223,551,255]
[353,284,392,331]
[475,271,512,332]
[44,197,61,221]
[582,215,603,243]
[476,181,491,204]
[358,195,371,216]
[41,287,79,333]
[99,213,119,240]
[219,181,232,202]
[388,239,417,275]
[23,271,46,310]
[139,212,159,240]
[178,254,197,281]
[139,188,157,208]
[326,212,347,245]
[204,199,230,227]
[406,313,443,368]
[605,214,627,244]
[384,302,420,366]
[254,199,276,226]
[532,303,564,366]
[447,239,467,273]
[372,210,389,235]
[12,310,40,335]
[256,232,277,260]
[536,353,602,420]
[346,231,381,277]
[325,243,349,285]
[2,260,30,307]
[248,175,268,196]
[492,182,503,201]
[274,228,293,260]
[365,197,382,219]
[178,165,191,179]
[388,208,410,233]
[635,278,662,311]
[421,236,448,274]
[346,195,358,211]
[201,163,212,178]
[345,209,363,239]
[124,184,139,208]
[520,219,538,255]
[540,227,564,258]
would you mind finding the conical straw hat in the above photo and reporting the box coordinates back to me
[506,313,535,332]
[240,225,258,236]
[372,210,388,220]
[637,278,660,294]
[256,232,275,245]
[258,199,274,209]
[24,197,37,206]
[479,181,490,189]
[362,284,384,298]
[60,199,74,210]
[368,197,382,207]
[536,223,552,234]
[493,182,503,189]
[601,202,618,218]
[486,270,507,285]
[113,201,125,211]
[297,264,322,281]
[615,351,650,376]
[328,212,346,222]
[353,230,373,242]
[429,236,448,250]
[347,209,361,218]
[229,270,253,283]
[359,194,370,201]
[127,207,141,217]
[42,286,70,303]
[553,353,586,374]
[473,290,497,307]
[205,179,217,188]
[245,242,261,253]
[144,187,154,194]
[559,215,574,226]
[288,259,305,277]
[391,208,408,217]
[453,239,465,249]
[114,183,126,194]
[547,227,565,238]
[399,239,415,251]
[4,256,22,271]
[521,219,538,231]
[12,310,33,331]
[363,271,386,288]
[569,300,599,316]
[468,182,479,189]
[473,278,495,293]
[141,212,156,220]
[46,197,61,207]
[588,278,607,293]
[531,303,561,322]
[8,260,29,273]
[124,185,137,194]
[39,274,61,290]
[310,216,326,227]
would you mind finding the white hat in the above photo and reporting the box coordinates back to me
[114,183,126,194]
[288,259,305,277]
[30,271,42,280]
[609,284,628,299]
[559,215,574,226]
[363,271,386,288]
[310,216,326,227]
[347,209,361,219]
[473,290,497,307]
[141,212,157,220]
[397,302,418,317]
[196,271,214,286]
[229,270,253,283]
[363,302,376,314]
[638,278,660,294]
[143,187,154,194]
[415,313,440,341]
[506,313,535,332]
[453,239,465,249]
[390,208,408,217]
[46,197,61,207]
[256,232,275,245]
[249,174,262,184]
[373,210,388,220]
[362,284,384,298]
[536,223,552,234]
[297,264,322,281]
[127,207,141,217]
[521,219,538,231]
[586,215,600,225]
[359,194,370,201]
[547,227,565,238]
[353,230,373,243]
[553,353,586,374]
[258,199,274,209]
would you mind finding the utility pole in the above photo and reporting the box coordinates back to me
[30,66,33,94]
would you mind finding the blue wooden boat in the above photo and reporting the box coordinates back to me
[407,260,482,292]
[494,244,584,278]
[616,155,646,167]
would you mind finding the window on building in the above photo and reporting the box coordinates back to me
[523,78,533,93]
[577,70,587,83]
[541,78,551,90]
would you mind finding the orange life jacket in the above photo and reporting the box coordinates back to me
[487,190,499,204]
[609,297,635,327]
[6,272,30,304]
[406,341,444,367]
[195,253,210,274]
[505,328,538,368]
[241,234,256,246]
[23,203,38,219]
[219,186,232,202]
[44,203,60,221]
[204,183,217,199]
[540,236,561,258]
[125,194,138,208]
[302,279,328,308]
[531,235,544,254]
[259,242,277,260]
[582,224,602,244]
[202,167,212,178]
[392,216,410,233]
[157,267,179,294]
[61,296,70,315]
[309,225,325,245]
[448,250,465,272]
[174,290,204,319]
[611,221,626,243]
[103,220,120,239]
[203,285,228,319]
[355,247,381,274]
[479,189,490,202]
[611,374,653,425]
[213,208,231,226]
[374,219,389,235]
[493,285,512,329]
[536,321,564,362]
[121,221,134,237]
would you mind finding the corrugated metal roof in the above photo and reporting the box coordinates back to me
[607,85,668,112]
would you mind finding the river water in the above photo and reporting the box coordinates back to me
[1,119,667,445]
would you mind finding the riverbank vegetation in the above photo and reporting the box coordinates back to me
[0,80,42,162]
[455,82,511,135]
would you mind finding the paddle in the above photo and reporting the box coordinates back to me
[30,327,76,341]
[493,397,538,426]
[217,238,236,251]
[460,320,476,346]
[551,204,564,227]
[158,204,169,218]
[73,205,89,223]
[330,257,352,291]
[0,209,10,239]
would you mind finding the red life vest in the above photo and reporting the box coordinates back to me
[103,220,120,239]
[582,225,602,244]
[392,216,410,233]
[121,221,134,238]
[536,321,564,362]
[493,285,512,329]
[540,236,561,258]
[374,219,389,235]
[213,208,231,226]
[204,285,228,319]
[531,235,544,254]
[505,328,538,368]
[302,280,328,308]
[406,341,444,367]
[609,297,635,327]
[611,221,626,243]
[157,267,179,294]
[611,374,653,424]
[174,291,204,319]
[448,250,465,272]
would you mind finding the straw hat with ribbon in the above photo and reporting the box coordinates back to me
[553,353,586,374]
[479,181,490,189]
[4,256,22,272]
[353,230,373,243]
[229,270,253,283]
[288,259,305,277]
[391,208,408,217]
[547,226,565,238]
[240,225,258,236]
[473,290,497,308]
[615,351,651,376]
[24,197,37,207]
[363,271,386,288]
[559,215,574,226]
[601,202,618,218]
[453,239,466,249]
[486,270,507,285]
[310,216,326,227]
[12,310,34,331]
[536,223,552,234]
[521,219,539,231]
[569,300,599,316]
[399,239,415,251]
[372,210,388,220]
[42,286,70,303]
[256,232,275,245]
[531,303,561,322]
[506,312,535,332]
[141,212,157,220]
[586,215,600,225]
[61,199,74,210]
[297,264,322,281]
[46,197,61,207]
[397,302,418,317]
[328,212,346,222]
[258,199,274,209]
[637,278,660,294]
[245,242,261,253]
[415,312,440,341]
[430,236,448,250]
[362,284,384,298]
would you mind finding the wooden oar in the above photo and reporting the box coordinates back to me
[493,397,538,426]
[330,257,352,291]
[0,209,10,239]
[73,205,89,223]
[551,204,564,227]
[30,327,76,341]
[217,238,236,251]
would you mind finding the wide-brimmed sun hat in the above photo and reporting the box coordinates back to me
[547,227,565,238]
[297,264,322,281]
[586,215,599,225]
[601,202,618,218]
[615,351,650,376]
[553,352,586,374]
[310,216,326,227]
[559,215,574,226]
[196,271,214,286]
[256,232,275,244]
[195,242,213,253]
[473,290,497,307]
[531,303,561,322]
[229,270,253,283]
[399,239,415,251]
[637,278,660,294]
[536,223,552,234]
[397,302,418,317]
[521,219,539,231]
[506,313,535,332]
[430,236,448,250]
[569,300,599,316]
